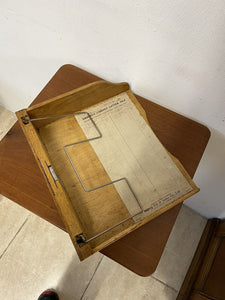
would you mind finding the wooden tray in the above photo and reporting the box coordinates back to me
[16,80,199,260]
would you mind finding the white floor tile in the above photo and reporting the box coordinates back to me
[82,256,177,300]
[153,204,206,291]
[0,214,102,300]
[0,196,30,257]
[0,105,16,140]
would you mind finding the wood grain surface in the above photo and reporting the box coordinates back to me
[0,64,210,275]
[178,218,225,300]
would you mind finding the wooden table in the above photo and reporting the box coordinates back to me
[0,65,210,276]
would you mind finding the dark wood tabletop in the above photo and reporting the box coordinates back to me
[0,64,210,276]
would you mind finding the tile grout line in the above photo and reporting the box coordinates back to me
[0,216,30,260]
[151,274,178,293]
[80,255,104,300]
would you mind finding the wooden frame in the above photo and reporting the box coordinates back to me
[177,218,225,300]
[16,80,199,260]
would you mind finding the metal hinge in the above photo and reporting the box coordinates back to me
[48,166,59,181]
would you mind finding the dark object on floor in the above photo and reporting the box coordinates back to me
[37,289,59,300]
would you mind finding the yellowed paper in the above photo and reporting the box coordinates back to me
[75,92,193,221]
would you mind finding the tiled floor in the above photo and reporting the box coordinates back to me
[0,106,207,300]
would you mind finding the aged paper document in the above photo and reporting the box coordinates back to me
[75,92,195,221]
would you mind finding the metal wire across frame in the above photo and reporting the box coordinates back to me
[29,112,144,243]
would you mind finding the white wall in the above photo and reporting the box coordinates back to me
[0,0,224,218]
